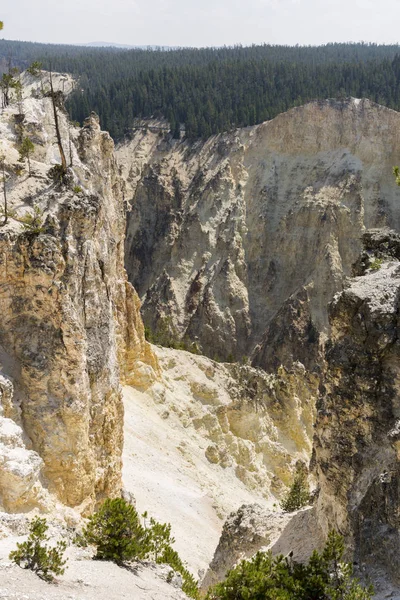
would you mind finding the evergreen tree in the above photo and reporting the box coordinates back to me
[9,517,67,582]
[206,531,373,600]
[82,498,149,564]
[280,462,310,512]
[19,137,35,176]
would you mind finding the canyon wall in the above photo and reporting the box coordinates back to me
[120,99,400,365]
[0,76,157,513]
[313,230,400,585]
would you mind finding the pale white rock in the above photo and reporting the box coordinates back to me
[123,345,318,574]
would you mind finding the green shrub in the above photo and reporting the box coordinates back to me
[82,498,150,564]
[146,516,175,561]
[48,164,66,182]
[280,463,310,512]
[369,258,383,271]
[206,530,373,600]
[73,185,83,194]
[157,545,199,599]
[81,498,199,598]
[144,322,200,356]
[27,61,43,77]
[19,205,44,233]
[9,517,67,582]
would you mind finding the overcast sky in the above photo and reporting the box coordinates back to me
[1,0,399,47]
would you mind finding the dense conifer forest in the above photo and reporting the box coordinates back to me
[2,39,400,139]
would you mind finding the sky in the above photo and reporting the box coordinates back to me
[1,0,399,47]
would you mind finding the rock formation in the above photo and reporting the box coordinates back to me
[0,74,157,513]
[202,504,324,590]
[313,229,400,586]
[120,99,400,364]
[122,345,318,574]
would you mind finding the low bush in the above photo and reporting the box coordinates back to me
[82,498,150,564]
[9,517,67,582]
[206,530,373,600]
[369,257,383,271]
[19,204,45,233]
[81,498,199,598]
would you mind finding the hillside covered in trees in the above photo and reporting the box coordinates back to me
[2,39,400,138]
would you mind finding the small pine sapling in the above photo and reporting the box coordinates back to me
[82,498,150,564]
[9,517,67,582]
[280,462,310,512]
[19,137,35,176]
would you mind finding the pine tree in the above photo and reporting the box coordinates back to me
[19,137,35,176]
[280,462,310,512]
[82,498,150,564]
[9,517,67,582]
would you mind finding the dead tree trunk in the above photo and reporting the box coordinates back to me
[1,159,8,226]
[49,69,67,174]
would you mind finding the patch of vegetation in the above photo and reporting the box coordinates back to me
[72,185,83,194]
[206,530,373,600]
[82,498,150,564]
[81,498,199,598]
[369,257,383,271]
[158,545,199,599]
[18,137,35,177]
[26,60,42,77]
[19,204,45,233]
[144,321,200,355]
[5,40,400,139]
[9,517,67,583]
[280,462,311,513]
[48,164,66,182]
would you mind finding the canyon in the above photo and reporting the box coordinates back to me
[1,75,400,598]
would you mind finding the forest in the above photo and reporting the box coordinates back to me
[1,39,400,139]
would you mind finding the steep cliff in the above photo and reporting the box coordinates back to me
[313,229,400,587]
[0,73,157,513]
[120,99,400,365]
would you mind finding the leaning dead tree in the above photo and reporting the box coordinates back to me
[49,69,67,175]
[0,154,8,226]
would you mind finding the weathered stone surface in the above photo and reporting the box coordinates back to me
[0,376,49,512]
[202,504,324,590]
[313,231,400,583]
[201,504,291,589]
[252,287,321,372]
[149,347,318,499]
[120,99,400,364]
[0,86,157,512]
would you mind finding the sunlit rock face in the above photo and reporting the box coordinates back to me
[120,99,400,366]
[0,81,157,512]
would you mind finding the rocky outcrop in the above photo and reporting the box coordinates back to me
[313,229,400,584]
[150,347,318,498]
[0,375,49,513]
[0,79,157,512]
[202,504,324,590]
[201,505,291,589]
[251,287,321,372]
[120,99,400,364]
